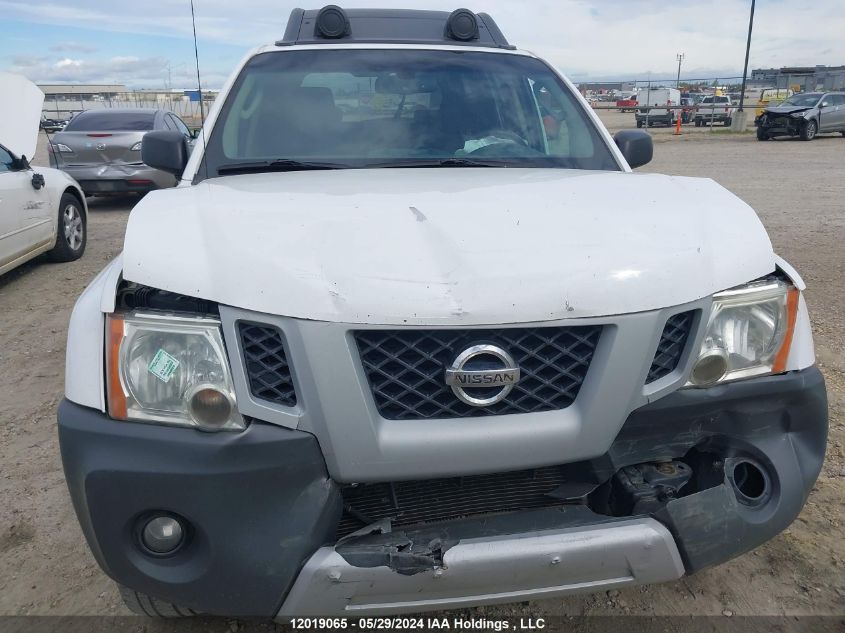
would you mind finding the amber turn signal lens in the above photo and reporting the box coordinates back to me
[106,314,128,420]
[772,286,800,374]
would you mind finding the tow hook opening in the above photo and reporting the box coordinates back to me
[728,458,770,505]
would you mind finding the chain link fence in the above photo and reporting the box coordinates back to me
[41,92,217,128]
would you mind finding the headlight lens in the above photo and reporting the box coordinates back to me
[688,279,799,387]
[130,141,142,151]
[106,312,244,431]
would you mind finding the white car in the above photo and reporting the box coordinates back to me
[59,7,826,619]
[0,73,87,276]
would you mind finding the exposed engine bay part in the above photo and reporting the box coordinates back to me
[115,281,219,315]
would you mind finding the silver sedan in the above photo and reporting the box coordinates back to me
[47,108,195,195]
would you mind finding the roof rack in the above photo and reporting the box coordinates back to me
[276,6,515,50]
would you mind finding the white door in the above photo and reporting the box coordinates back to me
[0,144,52,271]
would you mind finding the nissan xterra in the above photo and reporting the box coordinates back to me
[58,6,828,619]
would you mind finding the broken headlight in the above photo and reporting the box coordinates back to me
[106,312,244,431]
[687,279,799,387]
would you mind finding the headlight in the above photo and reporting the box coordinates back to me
[49,143,73,153]
[687,279,799,387]
[130,141,142,151]
[106,312,244,431]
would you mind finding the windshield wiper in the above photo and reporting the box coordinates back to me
[216,159,347,175]
[368,157,513,169]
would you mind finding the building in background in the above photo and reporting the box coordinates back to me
[749,65,845,92]
[577,81,636,96]
[38,84,128,100]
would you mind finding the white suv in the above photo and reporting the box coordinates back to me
[58,6,827,619]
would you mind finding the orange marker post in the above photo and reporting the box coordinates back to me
[674,112,682,135]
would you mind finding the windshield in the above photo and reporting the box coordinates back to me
[203,49,620,176]
[779,94,822,107]
[701,96,729,104]
[64,111,155,132]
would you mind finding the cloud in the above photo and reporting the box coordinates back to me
[55,58,83,69]
[1,0,843,87]
[49,41,98,53]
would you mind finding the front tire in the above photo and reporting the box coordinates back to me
[800,119,817,141]
[757,127,769,141]
[46,193,86,262]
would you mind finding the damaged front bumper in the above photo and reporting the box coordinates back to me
[281,514,684,616]
[755,112,807,136]
[58,366,827,617]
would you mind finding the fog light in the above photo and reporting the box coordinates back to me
[690,348,728,386]
[141,516,184,554]
[187,384,233,430]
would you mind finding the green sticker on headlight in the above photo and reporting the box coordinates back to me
[148,349,180,383]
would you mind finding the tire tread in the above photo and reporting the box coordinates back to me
[118,583,198,618]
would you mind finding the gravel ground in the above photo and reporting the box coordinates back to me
[0,124,842,628]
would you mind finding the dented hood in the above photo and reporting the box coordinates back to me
[0,72,44,159]
[122,169,774,325]
[763,105,812,116]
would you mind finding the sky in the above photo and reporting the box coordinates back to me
[1,0,842,89]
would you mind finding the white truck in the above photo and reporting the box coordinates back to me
[635,87,680,127]
[58,6,827,619]
[694,94,735,127]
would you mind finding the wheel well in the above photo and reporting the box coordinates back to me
[63,186,86,216]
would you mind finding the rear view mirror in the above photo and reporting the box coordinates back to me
[141,131,189,177]
[613,130,653,169]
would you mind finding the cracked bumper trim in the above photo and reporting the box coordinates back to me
[276,518,683,617]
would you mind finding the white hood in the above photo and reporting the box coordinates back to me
[123,168,774,325]
[0,72,44,159]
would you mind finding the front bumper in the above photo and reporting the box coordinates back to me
[51,163,176,193]
[58,366,827,617]
[755,114,805,135]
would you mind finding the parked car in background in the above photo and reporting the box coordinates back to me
[756,92,845,141]
[635,87,679,127]
[755,88,794,118]
[40,116,68,132]
[1,74,87,276]
[680,97,696,123]
[694,95,734,127]
[616,96,638,112]
[47,108,193,196]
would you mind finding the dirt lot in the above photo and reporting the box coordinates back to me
[0,123,843,628]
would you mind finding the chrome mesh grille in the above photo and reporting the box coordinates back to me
[647,311,695,383]
[238,323,297,407]
[354,326,601,420]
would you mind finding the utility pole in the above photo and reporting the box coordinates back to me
[732,0,755,131]
[676,53,685,88]
[738,0,755,112]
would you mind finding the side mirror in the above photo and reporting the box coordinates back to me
[190,128,201,139]
[820,101,829,108]
[141,130,189,177]
[613,130,653,169]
